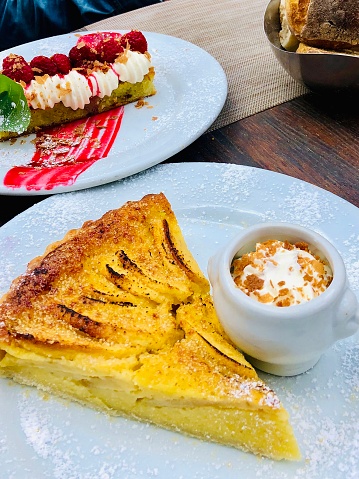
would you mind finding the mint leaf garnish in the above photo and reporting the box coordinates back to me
[0,74,31,134]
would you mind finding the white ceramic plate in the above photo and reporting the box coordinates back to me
[0,163,358,479]
[0,32,227,195]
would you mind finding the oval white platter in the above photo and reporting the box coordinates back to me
[0,32,227,194]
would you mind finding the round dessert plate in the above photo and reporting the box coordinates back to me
[0,32,227,195]
[0,162,358,479]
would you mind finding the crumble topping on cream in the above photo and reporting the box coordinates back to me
[25,50,152,111]
[231,240,333,306]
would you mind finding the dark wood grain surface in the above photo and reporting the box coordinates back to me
[167,93,359,208]
[1,92,358,227]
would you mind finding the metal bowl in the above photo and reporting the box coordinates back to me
[264,0,359,93]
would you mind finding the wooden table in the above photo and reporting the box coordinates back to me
[168,92,359,207]
[1,90,358,227]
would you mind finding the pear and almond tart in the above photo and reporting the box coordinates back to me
[0,193,300,461]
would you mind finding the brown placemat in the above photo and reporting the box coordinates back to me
[84,0,308,131]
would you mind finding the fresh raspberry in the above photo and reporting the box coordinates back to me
[120,31,148,54]
[2,53,22,70]
[78,32,122,50]
[1,54,34,83]
[51,53,71,74]
[69,43,98,67]
[98,37,124,63]
[30,56,58,76]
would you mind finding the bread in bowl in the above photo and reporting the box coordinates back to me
[279,0,359,54]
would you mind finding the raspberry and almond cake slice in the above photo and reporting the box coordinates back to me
[0,31,156,141]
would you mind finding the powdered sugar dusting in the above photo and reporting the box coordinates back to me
[213,163,259,202]
[342,233,359,292]
[263,182,335,228]
[264,335,359,478]
[17,393,122,479]
[0,163,358,478]
[0,437,7,454]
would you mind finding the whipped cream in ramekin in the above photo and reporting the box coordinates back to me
[208,223,359,376]
[231,240,333,306]
[25,50,152,110]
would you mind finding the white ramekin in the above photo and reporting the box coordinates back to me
[208,222,359,376]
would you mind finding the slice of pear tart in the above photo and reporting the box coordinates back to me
[0,193,300,461]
